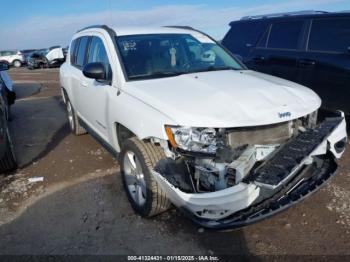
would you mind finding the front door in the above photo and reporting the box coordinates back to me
[78,35,113,141]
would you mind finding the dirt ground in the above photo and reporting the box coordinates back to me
[0,67,350,258]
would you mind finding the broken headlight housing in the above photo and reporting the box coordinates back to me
[165,126,217,154]
[307,110,318,128]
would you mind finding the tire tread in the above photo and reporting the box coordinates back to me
[64,92,86,136]
[126,137,171,217]
[0,131,17,173]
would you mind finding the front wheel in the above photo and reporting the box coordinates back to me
[120,137,171,217]
[12,60,22,68]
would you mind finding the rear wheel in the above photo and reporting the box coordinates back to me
[66,99,86,135]
[12,60,22,68]
[0,126,17,173]
[120,137,171,217]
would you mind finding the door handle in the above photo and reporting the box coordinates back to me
[299,59,316,67]
[80,82,88,87]
[253,56,265,62]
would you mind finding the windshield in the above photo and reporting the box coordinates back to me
[116,34,244,80]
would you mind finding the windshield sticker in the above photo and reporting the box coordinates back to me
[191,33,215,44]
[122,41,137,51]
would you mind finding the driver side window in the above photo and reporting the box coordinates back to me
[87,36,112,80]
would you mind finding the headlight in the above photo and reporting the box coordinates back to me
[165,126,217,154]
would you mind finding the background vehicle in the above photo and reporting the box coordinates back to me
[60,25,346,229]
[27,46,65,69]
[0,50,24,68]
[222,10,350,114]
[20,49,37,64]
[62,46,69,58]
[27,49,49,69]
[0,62,17,173]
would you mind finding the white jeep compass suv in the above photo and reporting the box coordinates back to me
[60,25,347,229]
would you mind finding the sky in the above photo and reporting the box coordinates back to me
[0,0,349,50]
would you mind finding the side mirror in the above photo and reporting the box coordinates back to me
[83,62,107,81]
[0,62,9,71]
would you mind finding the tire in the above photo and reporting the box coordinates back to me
[120,137,171,217]
[0,126,17,173]
[61,88,67,104]
[12,60,22,68]
[4,90,15,121]
[66,98,86,135]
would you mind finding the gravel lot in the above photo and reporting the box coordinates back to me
[0,67,350,257]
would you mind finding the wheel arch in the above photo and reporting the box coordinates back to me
[12,59,22,64]
[113,122,137,152]
[61,86,68,104]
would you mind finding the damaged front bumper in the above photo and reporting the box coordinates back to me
[152,113,347,229]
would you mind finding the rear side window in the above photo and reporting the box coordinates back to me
[222,22,268,56]
[75,36,90,68]
[308,17,350,53]
[267,20,304,50]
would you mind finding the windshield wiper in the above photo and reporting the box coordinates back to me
[129,71,186,80]
[190,66,237,73]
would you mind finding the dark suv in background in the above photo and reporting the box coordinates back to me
[222,10,350,114]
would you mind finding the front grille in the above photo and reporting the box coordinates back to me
[227,121,293,148]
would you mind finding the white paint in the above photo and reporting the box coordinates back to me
[45,48,64,62]
[152,170,260,220]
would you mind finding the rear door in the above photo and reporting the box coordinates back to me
[246,19,307,81]
[0,51,13,64]
[7,51,17,63]
[297,16,350,113]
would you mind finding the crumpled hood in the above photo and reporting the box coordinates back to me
[123,70,321,127]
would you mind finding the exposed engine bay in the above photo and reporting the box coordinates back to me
[152,111,347,227]
[160,111,318,193]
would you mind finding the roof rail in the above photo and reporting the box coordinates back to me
[164,25,195,30]
[76,25,112,33]
[240,10,328,20]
